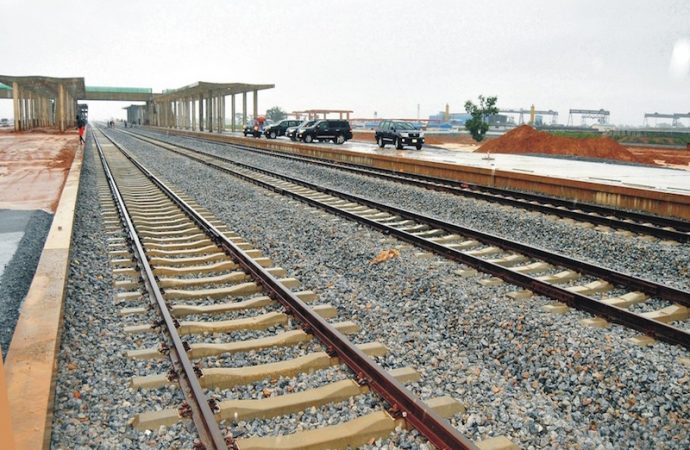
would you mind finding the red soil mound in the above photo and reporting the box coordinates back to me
[476,125,654,164]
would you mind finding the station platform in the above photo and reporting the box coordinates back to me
[225,131,690,194]
[0,130,78,286]
[0,210,32,280]
[151,126,690,220]
[0,128,83,450]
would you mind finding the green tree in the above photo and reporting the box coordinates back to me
[464,95,499,142]
[266,106,287,122]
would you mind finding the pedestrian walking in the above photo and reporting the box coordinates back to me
[77,116,86,144]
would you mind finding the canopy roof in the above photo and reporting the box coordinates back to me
[158,81,274,99]
[0,75,86,98]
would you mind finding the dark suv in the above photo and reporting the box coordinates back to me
[263,119,303,139]
[375,120,424,150]
[286,120,316,141]
[297,119,353,144]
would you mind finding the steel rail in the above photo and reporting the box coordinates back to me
[134,129,690,240]
[109,129,690,349]
[99,129,478,450]
[93,131,228,450]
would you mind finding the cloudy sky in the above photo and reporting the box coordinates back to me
[1,0,689,125]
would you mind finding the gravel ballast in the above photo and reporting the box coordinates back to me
[0,209,53,357]
[134,129,690,291]
[51,140,193,449]
[105,128,689,449]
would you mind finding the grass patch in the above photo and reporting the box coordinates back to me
[545,130,602,139]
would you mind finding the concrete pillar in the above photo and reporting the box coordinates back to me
[187,98,191,128]
[198,94,204,131]
[231,94,236,132]
[207,93,213,132]
[187,98,192,129]
[34,97,40,128]
[57,83,65,133]
[242,92,247,129]
[215,96,220,132]
[219,95,225,132]
[192,99,197,130]
[253,90,258,121]
[19,97,25,131]
[347,112,350,120]
[38,97,44,127]
[12,83,20,131]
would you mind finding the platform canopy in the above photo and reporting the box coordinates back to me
[157,81,274,100]
[0,75,87,131]
[0,75,86,99]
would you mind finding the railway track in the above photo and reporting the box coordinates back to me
[134,128,690,243]
[104,127,690,349]
[92,129,498,449]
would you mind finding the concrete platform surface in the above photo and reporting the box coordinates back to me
[247,134,690,194]
[0,131,78,212]
[0,209,32,280]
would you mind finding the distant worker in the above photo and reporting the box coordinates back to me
[76,116,86,144]
[124,120,127,128]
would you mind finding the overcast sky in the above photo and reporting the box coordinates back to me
[1,0,689,125]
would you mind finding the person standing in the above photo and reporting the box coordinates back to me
[77,116,86,144]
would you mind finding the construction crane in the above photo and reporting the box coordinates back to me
[567,109,610,126]
[499,108,559,125]
[643,112,690,127]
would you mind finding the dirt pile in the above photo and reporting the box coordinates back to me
[476,125,653,164]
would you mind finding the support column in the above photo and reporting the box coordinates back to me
[192,99,197,130]
[174,100,179,128]
[219,95,225,132]
[187,98,191,129]
[207,93,213,132]
[12,82,20,131]
[198,94,204,131]
[215,96,220,132]
[242,92,247,130]
[57,83,65,133]
[253,90,258,121]
[231,94,236,132]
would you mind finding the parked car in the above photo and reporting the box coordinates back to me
[286,120,317,141]
[263,119,303,139]
[375,120,424,150]
[0,118,9,127]
[297,119,353,144]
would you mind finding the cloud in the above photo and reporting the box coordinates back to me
[669,38,690,79]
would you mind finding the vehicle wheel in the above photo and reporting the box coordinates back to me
[377,136,385,148]
[416,143,423,150]
[269,131,277,139]
[395,138,404,150]
[304,134,313,143]
[290,136,296,141]
[335,135,345,145]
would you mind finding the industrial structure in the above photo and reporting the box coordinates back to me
[0,75,274,133]
[643,112,690,127]
[289,109,353,120]
[500,108,559,125]
[567,108,610,126]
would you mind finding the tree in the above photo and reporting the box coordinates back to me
[464,95,498,142]
[266,106,287,122]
